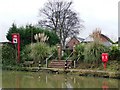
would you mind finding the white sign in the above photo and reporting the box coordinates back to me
[13,38,17,43]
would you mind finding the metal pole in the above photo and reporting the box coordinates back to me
[17,34,20,63]
[46,58,48,68]
[15,44,17,62]
[74,60,76,68]
[73,45,76,68]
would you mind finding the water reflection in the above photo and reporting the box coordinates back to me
[2,70,119,88]
[16,75,20,88]
[46,75,47,84]
[102,79,109,90]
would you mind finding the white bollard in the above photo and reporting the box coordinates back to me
[74,60,76,68]
[46,58,48,68]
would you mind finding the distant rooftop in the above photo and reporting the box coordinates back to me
[83,35,94,42]
[0,40,10,43]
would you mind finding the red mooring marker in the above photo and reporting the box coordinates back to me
[102,53,108,70]
[12,33,20,63]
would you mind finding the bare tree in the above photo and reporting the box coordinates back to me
[38,0,83,48]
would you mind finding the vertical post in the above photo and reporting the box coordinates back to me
[39,61,41,69]
[57,45,61,61]
[46,58,48,68]
[12,33,20,63]
[15,44,17,62]
[73,45,76,68]
[17,34,20,63]
[104,62,107,70]
[73,45,76,54]
[74,60,76,68]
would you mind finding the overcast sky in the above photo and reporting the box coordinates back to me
[0,0,119,42]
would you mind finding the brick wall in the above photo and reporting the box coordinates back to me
[66,38,80,49]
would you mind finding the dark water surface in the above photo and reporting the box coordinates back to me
[2,70,119,88]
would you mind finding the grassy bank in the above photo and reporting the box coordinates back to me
[2,63,120,79]
[76,60,119,72]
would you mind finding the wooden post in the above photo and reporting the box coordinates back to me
[57,45,61,61]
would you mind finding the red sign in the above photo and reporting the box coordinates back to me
[12,33,20,63]
[12,34,18,43]
[102,53,108,63]
[102,53,108,70]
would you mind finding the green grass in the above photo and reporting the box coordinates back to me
[76,60,119,72]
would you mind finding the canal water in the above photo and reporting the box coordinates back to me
[2,70,119,88]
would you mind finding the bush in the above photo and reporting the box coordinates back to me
[50,46,57,59]
[84,41,109,64]
[74,43,85,61]
[2,43,17,66]
[61,49,71,60]
[20,45,32,62]
[21,42,51,66]
[109,46,120,60]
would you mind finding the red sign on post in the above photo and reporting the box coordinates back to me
[12,33,20,63]
[12,34,18,43]
[102,53,108,70]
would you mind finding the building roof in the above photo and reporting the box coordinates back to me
[101,34,113,44]
[77,37,85,42]
[66,36,84,45]
[83,34,113,43]
[0,40,11,44]
[83,35,94,42]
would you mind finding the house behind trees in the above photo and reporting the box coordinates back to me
[66,36,84,50]
[83,30,113,46]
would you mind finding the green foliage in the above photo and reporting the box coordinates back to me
[43,30,60,46]
[21,43,51,66]
[84,41,109,64]
[2,44,17,66]
[6,23,60,49]
[50,46,57,59]
[20,45,32,62]
[31,43,51,61]
[109,46,120,60]
[61,49,71,60]
[75,43,85,61]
